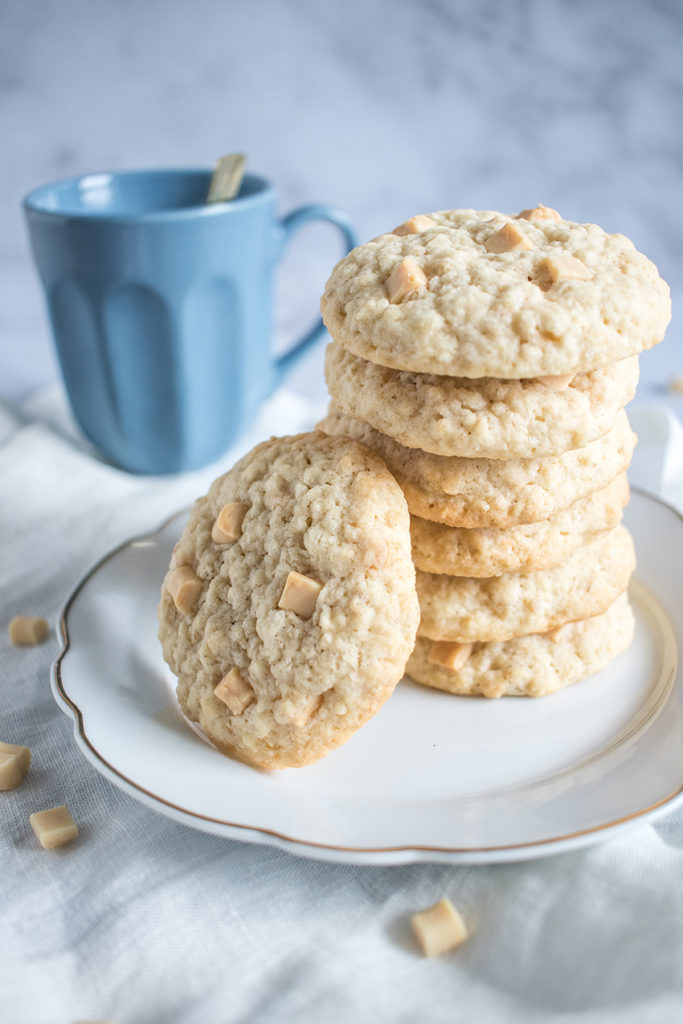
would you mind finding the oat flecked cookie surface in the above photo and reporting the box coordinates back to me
[416,524,635,643]
[320,209,670,377]
[325,343,639,458]
[158,432,419,769]
[410,473,629,577]
[406,592,634,698]
[317,408,637,528]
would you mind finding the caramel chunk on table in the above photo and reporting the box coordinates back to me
[30,805,79,849]
[8,615,49,645]
[411,898,468,957]
[0,740,31,791]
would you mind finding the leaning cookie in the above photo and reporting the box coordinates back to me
[410,473,629,577]
[416,525,635,643]
[158,432,419,769]
[317,408,636,528]
[406,592,635,698]
[325,343,638,458]
[320,207,670,378]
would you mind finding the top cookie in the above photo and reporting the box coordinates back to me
[320,207,670,378]
[158,432,419,770]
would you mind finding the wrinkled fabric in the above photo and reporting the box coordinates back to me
[1,388,682,1024]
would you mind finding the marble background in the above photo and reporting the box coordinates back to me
[2,0,681,411]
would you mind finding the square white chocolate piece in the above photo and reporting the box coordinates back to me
[387,258,428,303]
[537,373,575,390]
[278,571,322,618]
[0,740,31,790]
[393,215,436,236]
[214,668,255,715]
[484,221,533,253]
[427,640,473,672]
[211,501,248,544]
[411,898,468,957]
[279,695,322,728]
[518,204,562,222]
[541,253,592,283]
[8,615,49,645]
[30,805,79,850]
[167,566,203,614]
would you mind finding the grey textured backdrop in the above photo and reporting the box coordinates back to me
[2,0,680,404]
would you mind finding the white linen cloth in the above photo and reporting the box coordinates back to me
[1,386,683,1024]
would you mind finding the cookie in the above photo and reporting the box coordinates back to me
[158,432,419,769]
[321,208,670,379]
[410,473,629,577]
[317,408,637,528]
[416,524,635,642]
[406,591,634,698]
[325,343,639,458]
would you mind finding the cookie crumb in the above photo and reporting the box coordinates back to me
[668,375,683,394]
[8,615,48,645]
[410,898,468,957]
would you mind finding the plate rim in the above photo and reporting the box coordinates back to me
[50,487,683,865]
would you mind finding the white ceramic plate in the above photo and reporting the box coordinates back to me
[52,489,682,865]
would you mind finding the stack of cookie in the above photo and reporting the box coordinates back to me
[319,206,671,698]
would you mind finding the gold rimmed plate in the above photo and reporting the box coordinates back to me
[51,489,683,864]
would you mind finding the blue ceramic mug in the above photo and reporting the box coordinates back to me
[23,168,356,473]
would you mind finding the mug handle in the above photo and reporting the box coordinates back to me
[273,204,357,383]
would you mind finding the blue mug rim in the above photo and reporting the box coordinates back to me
[22,167,274,223]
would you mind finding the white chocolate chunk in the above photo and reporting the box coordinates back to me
[387,258,428,303]
[0,740,31,791]
[411,898,468,957]
[518,204,562,222]
[537,373,575,390]
[167,566,203,614]
[392,215,436,236]
[30,805,79,850]
[278,695,322,728]
[484,221,533,253]
[278,571,322,618]
[8,615,49,646]
[211,501,248,543]
[214,667,255,715]
[541,253,592,283]
[427,640,473,672]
